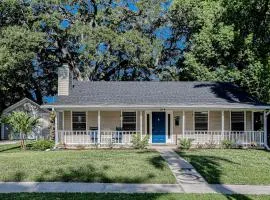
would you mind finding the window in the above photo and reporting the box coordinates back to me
[168,114,171,139]
[122,112,136,130]
[254,112,263,131]
[146,114,150,134]
[195,112,208,130]
[57,112,63,130]
[72,112,86,130]
[175,116,180,126]
[231,112,244,131]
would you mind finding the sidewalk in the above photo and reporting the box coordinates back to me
[0,182,270,194]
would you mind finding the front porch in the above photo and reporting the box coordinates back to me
[54,109,268,148]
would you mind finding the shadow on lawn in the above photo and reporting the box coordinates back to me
[0,142,33,153]
[0,145,21,153]
[178,151,239,184]
[35,163,155,183]
[178,151,252,200]
[149,155,167,169]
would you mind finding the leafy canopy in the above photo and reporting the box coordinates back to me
[0,0,270,113]
[4,111,40,136]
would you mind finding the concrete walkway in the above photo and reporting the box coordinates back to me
[157,148,206,185]
[0,141,17,145]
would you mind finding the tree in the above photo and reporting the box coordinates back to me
[0,0,165,113]
[1,0,270,108]
[0,26,46,111]
[3,111,40,149]
[167,0,270,102]
[49,111,56,141]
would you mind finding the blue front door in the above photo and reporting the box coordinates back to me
[152,112,166,143]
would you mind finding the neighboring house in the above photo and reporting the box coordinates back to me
[42,65,270,149]
[1,98,50,140]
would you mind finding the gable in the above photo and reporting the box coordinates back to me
[2,98,49,116]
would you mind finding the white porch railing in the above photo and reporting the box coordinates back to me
[58,130,139,145]
[182,131,265,147]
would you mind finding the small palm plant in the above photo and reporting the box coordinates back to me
[3,111,40,150]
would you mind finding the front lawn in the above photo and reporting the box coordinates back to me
[0,148,175,184]
[177,149,270,185]
[0,142,22,153]
[1,193,270,200]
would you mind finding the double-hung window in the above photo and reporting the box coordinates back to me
[195,112,208,131]
[122,112,136,130]
[72,112,86,130]
[231,112,244,131]
[254,112,263,131]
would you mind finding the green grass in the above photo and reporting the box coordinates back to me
[177,149,270,185]
[0,142,22,153]
[0,193,269,200]
[0,147,175,183]
[0,141,35,153]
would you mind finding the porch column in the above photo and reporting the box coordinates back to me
[244,111,246,131]
[54,109,58,146]
[140,111,143,139]
[264,111,270,149]
[1,123,4,140]
[86,111,88,132]
[221,111,224,139]
[98,110,101,144]
[182,111,185,137]
[120,110,123,128]
[251,111,254,131]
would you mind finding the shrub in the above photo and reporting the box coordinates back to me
[250,142,258,148]
[132,134,149,149]
[196,143,204,149]
[178,138,193,150]
[222,140,234,149]
[30,140,54,151]
[205,140,216,149]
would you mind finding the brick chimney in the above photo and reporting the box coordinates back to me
[58,64,71,96]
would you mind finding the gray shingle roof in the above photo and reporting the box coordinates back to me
[48,81,268,108]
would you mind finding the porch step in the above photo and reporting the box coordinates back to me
[150,144,178,150]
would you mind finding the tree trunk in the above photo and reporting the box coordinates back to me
[21,133,25,150]
[20,133,23,149]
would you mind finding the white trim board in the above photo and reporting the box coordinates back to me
[42,104,270,110]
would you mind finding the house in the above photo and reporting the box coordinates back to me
[42,65,270,148]
[1,98,50,140]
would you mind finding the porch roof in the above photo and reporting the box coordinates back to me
[43,81,270,110]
